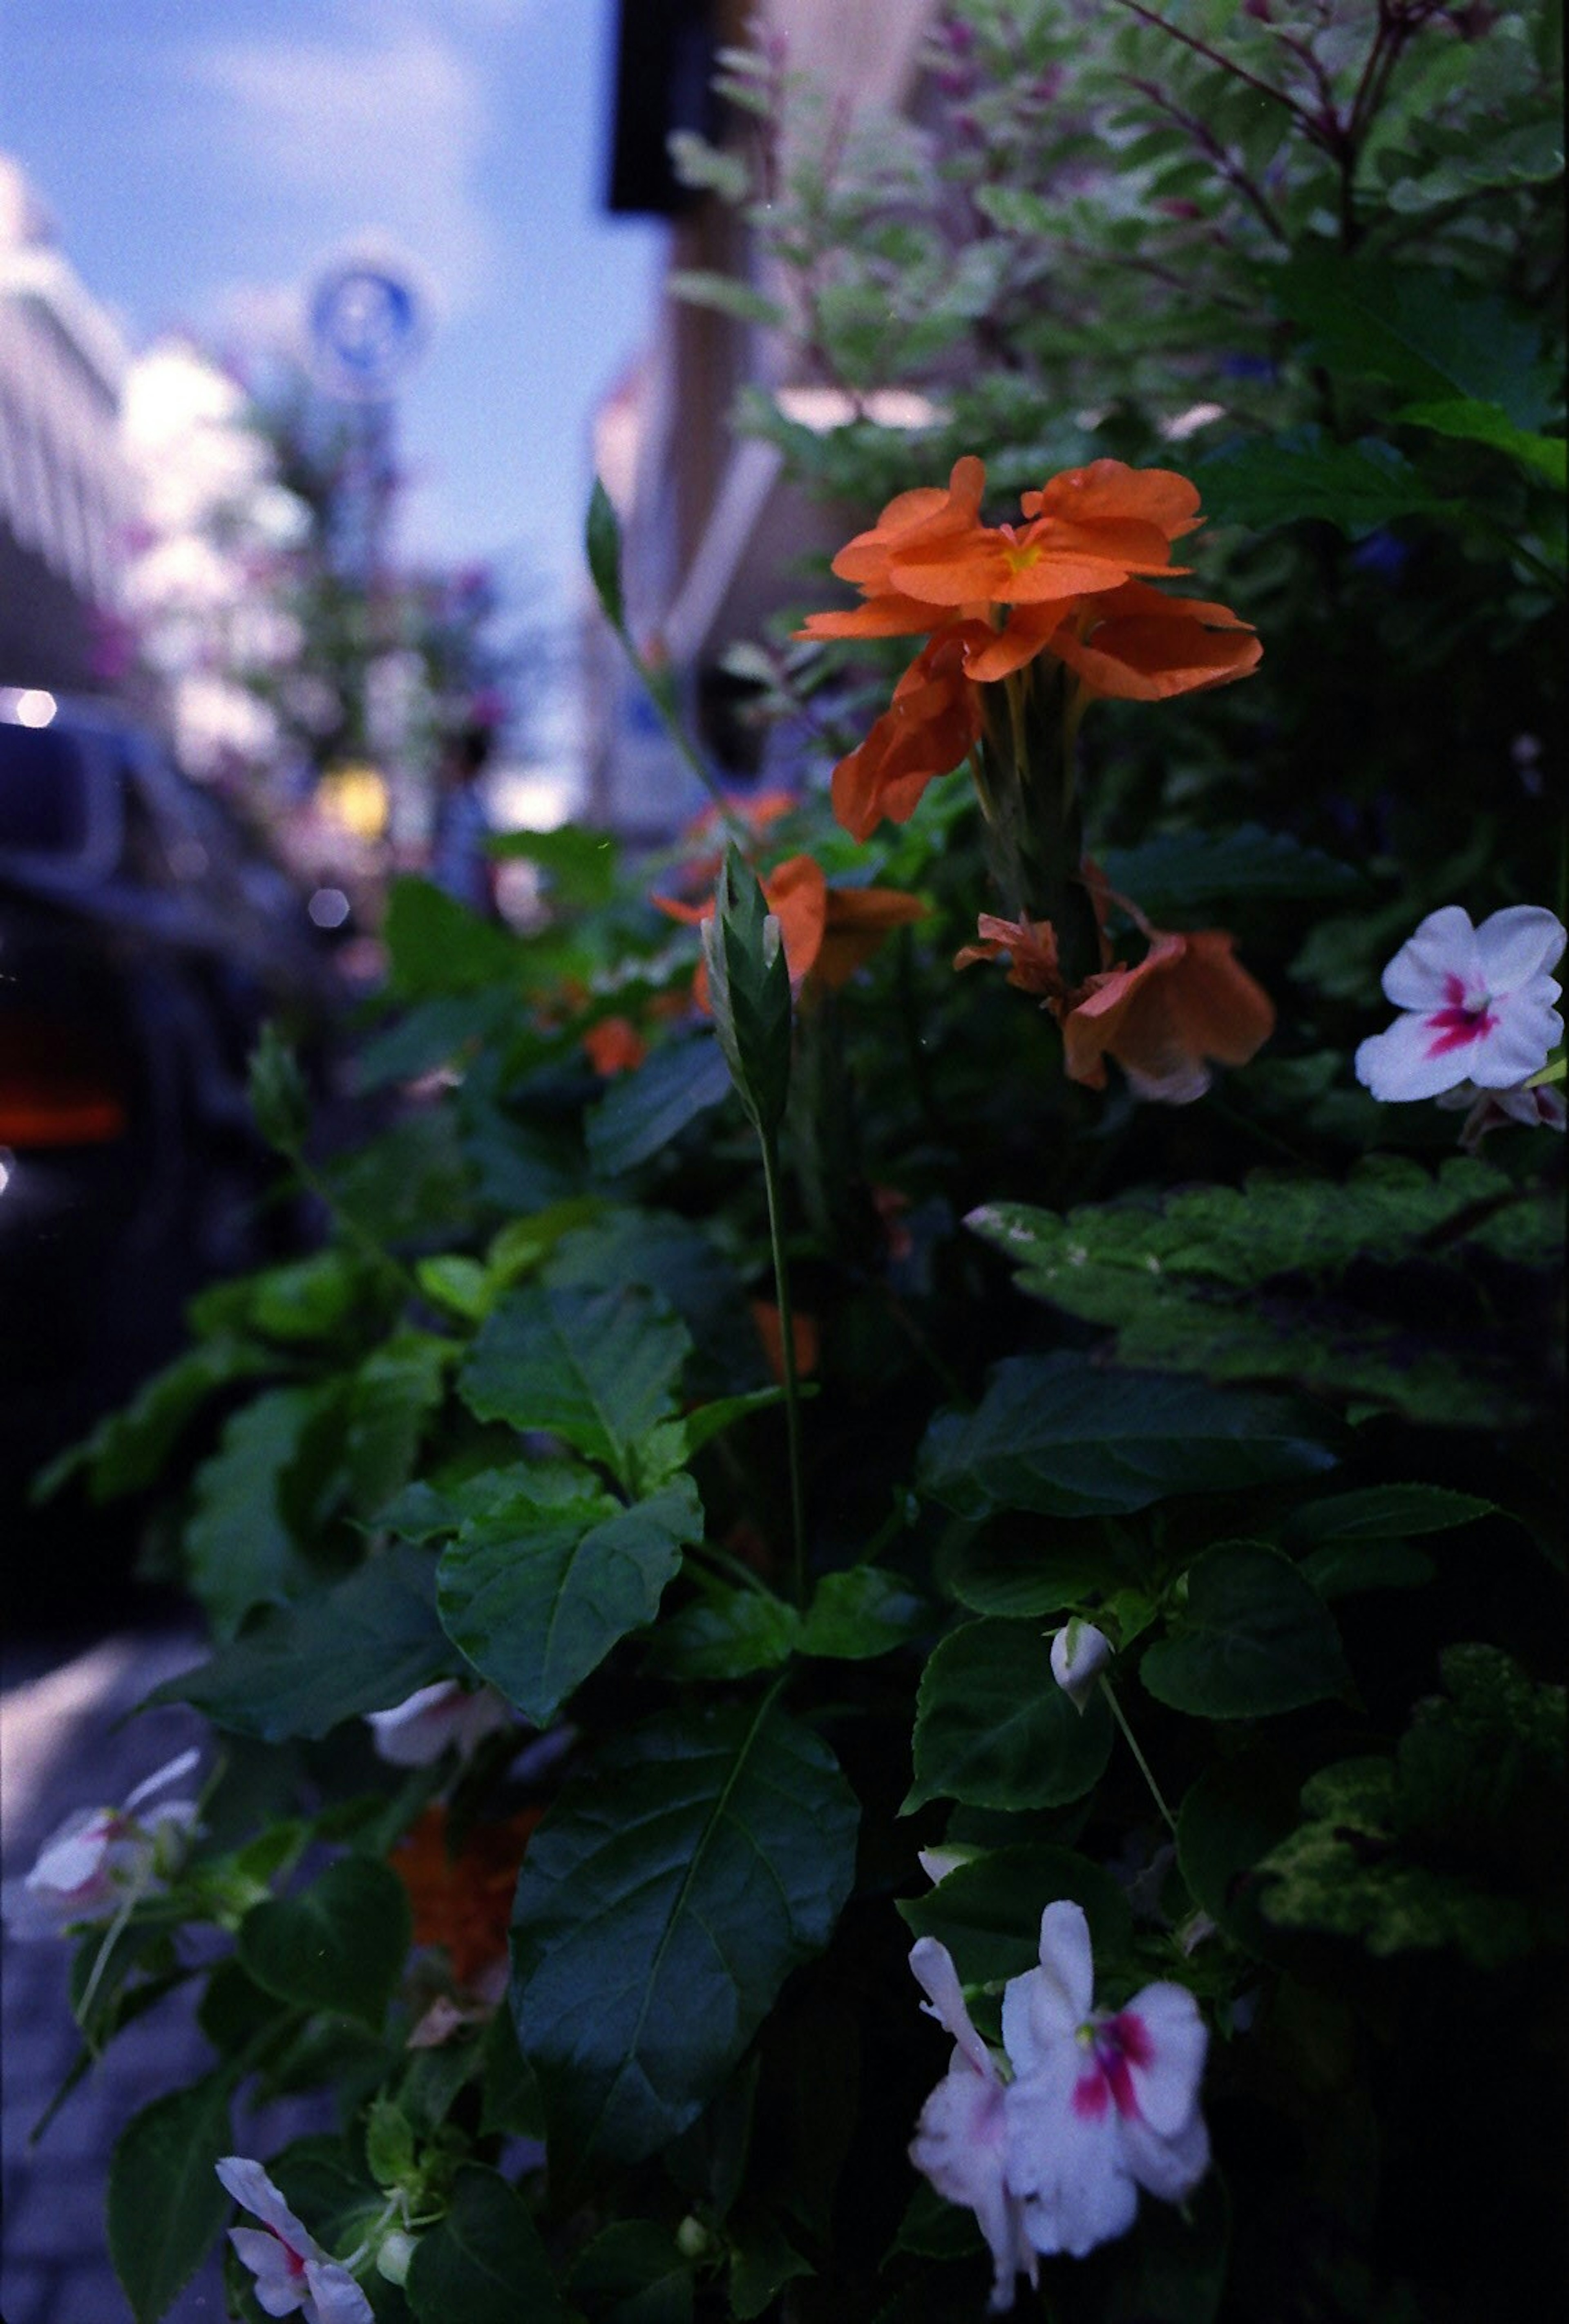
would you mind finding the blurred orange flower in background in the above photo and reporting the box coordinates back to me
[391,1804,541,1989]
[658,854,926,1005]
[582,1015,648,1076]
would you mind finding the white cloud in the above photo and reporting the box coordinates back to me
[186,11,496,312]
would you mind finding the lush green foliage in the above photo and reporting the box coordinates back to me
[29,7,1564,2321]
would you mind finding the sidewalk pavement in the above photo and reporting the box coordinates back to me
[2,1628,326,2324]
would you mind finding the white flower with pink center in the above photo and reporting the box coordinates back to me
[1,1751,200,1941]
[1354,905,1565,1104]
[364,1679,513,1767]
[216,2157,373,2324]
[909,1901,1209,2301]
[1001,1902,1209,2260]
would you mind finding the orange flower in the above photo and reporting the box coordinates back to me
[391,1804,541,1988]
[831,632,986,842]
[1046,580,1262,702]
[658,854,925,1003]
[1059,929,1276,1103]
[676,788,798,893]
[582,1016,648,1076]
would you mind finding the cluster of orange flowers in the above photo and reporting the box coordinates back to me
[390,1803,541,1992]
[798,456,1261,841]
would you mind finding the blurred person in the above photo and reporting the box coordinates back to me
[428,717,496,916]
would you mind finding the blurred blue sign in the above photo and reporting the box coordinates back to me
[307,254,429,402]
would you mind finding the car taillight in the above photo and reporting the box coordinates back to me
[0,1013,129,1146]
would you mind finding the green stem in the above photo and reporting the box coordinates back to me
[760,1132,809,1607]
[610,618,753,846]
[1100,1677,1178,1837]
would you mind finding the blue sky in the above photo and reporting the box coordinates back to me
[1,0,666,620]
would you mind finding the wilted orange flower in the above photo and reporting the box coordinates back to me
[954,911,1064,995]
[582,1015,648,1076]
[391,1804,541,1988]
[1059,929,1276,1103]
[800,458,1259,838]
[657,854,926,1003]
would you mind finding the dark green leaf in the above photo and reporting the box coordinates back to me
[438,1474,702,1724]
[248,1021,308,1156]
[152,1543,456,1740]
[800,1567,928,1659]
[185,1386,321,1636]
[1190,427,1446,533]
[1299,1539,1435,1599]
[1177,1753,1302,1956]
[647,1586,800,1679]
[486,819,620,908]
[906,1619,1115,1811]
[1097,824,1361,918]
[570,2220,695,2324]
[1284,1483,1496,1545]
[406,2164,565,2324]
[33,1336,271,1505]
[1140,1544,1350,1718]
[898,1845,1132,1986]
[919,1355,1333,1520]
[108,2071,232,2324]
[702,849,793,1137]
[238,1856,411,2024]
[586,476,626,630]
[383,876,521,998]
[1399,397,1567,488]
[511,1699,858,2163]
[459,1283,691,1492]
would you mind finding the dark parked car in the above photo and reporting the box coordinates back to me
[0,688,334,1565]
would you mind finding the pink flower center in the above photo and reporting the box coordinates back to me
[1425,971,1498,1057]
[1072,2008,1152,2121]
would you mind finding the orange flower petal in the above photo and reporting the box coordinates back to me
[1020,460,1204,542]
[830,631,983,841]
[815,884,927,988]
[1060,929,1274,1101]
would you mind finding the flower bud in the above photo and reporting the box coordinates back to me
[376,2230,418,2286]
[1049,1619,1111,1711]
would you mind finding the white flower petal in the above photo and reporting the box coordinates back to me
[910,1937,996,2081]
[227,2228,311,2317]
[1355,1014,1477,1102]
[1464,988,1563,1088]
[305,2257,376,2324]
[1120,1982,1207,2139]
[122,1747,202,1813]
[1119,2103,1211,2203]
[1381,907,1479,1010]
[1471,905,1567,994]
[217,2157,320,2258]
[1035,1902,1096,2021]
[1049,1621,1112,1712]
[30,1812,115,1896]
[1006,2046,1140,2258]
[911,2057,1031,2312]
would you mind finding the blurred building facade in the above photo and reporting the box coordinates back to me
[586,0,938,838]
[0,154,134,695]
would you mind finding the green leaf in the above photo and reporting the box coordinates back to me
[417,1254,490,1321]
[33,1335,270,1504]
[667,268,786,328]
[905,1620,1115,1812]
[1299,1539,1435,1599]
[569,2220,695,2324]
[153,1543,456,1740]
[185,1386,321,1635]
[459,1283,691,1492]
[1190,427,1447,533]
[108,2070,232,2324]
[1267,255,1559,430]
[1177,1753,1302,1956]
[486,819,620,908]
[437,1474,703,1724]
[968,1159,1551,1426]
[729,2218,813,2320]
[406,2164,565,2324]
[343,1332,451,1517]
[702,848,793,1137]
[937,1532,1114,1620]
[383,876,521,998]
[237,1855,411,2024]
[647,1587,801,1679]
[587,475,627,629]
[1283,1483,1497,1545]
[1096,824,1362,918]
[918,1355,1333,1521]
[898,1845,1133,1987]
[1140,1544,1350,1719]
[800,1566,928,1659]
[248,1020,308,1156]
[511,1699,858,2164]
[1398,397,1567,489]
